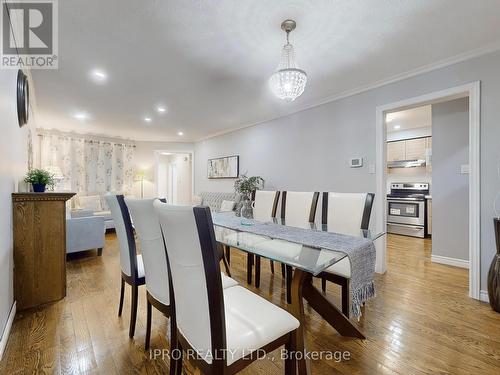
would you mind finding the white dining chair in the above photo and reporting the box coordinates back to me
[250,191,280,287]
[318,192,374,316]
[105,194,145,338]
[124,197,173,350]
[125,197,239,350]
[154,202,299,374]
[280,191,319,303]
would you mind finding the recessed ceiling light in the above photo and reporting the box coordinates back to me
[393,125,401,130]
[73,112,89,121]
[161,152,172,156]
[157,106,167,113]
[177,131,184,136]
[144,117,152,123]
[90,69,107,83]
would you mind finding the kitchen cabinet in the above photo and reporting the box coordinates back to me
[405,138,427,160]
[387,136,431,162]
[387,140,406,161]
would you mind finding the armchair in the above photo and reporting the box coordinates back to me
[66,216,105,255]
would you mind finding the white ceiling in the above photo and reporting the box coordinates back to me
[386,105,432,133]
[32,0,500,142]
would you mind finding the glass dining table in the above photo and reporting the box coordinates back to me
[212,213,384,375]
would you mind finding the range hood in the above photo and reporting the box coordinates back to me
[387,159,426,168]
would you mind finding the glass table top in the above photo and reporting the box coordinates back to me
[213,214,384,276]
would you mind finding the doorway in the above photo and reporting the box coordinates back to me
[375,82,481,300]
[155,151,194,205]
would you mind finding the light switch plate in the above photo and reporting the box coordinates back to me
[369,164,376,174]
[460,164,470,174]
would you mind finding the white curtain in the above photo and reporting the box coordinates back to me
[38,133,135,194]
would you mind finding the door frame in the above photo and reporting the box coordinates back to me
[375,81,481,300]
[154,150,195,202]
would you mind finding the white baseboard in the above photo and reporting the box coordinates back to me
[0,301,16,362]
[431,254,469,269]
[479,290,490,303]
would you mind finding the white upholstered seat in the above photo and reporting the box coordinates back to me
[219,286,298,365]
[136,254,145,279]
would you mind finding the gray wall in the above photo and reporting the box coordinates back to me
[432,98,469,261]
[0,70,30,343]
[195,50,500,291]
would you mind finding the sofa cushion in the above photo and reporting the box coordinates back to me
[93,210,113,221]
[220,200,236,212]
[78,195,102,211]
[199,192,240,212]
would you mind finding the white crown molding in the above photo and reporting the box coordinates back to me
[431,255,470,269]
[0,302,16,362]
[197,41,500,143]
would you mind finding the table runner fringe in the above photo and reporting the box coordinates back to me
[351,281,375,318]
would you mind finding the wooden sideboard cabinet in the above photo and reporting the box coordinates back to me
[12,192,75,310]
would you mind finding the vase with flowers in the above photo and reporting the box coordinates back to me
[234,174,264,219]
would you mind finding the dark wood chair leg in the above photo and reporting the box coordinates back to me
[97,248,103,256]
[286,266,293,304]
[255,255,261,288]
[129,284,138,338]
[225,245,231,265]
[321,277,327,292]
[247,253,254,284]
[175,342,183,375]
[270,260,275,273]
[222,255,232,277]
[118,277,125,316]
[341,279,350,317]
[145,299,152,350]
[281,263,286,278]
[284,331,297,375]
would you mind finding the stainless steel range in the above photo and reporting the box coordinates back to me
[387,183,429,238]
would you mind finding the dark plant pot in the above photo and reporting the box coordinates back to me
[487,218,500,312]
[32,183,46,193]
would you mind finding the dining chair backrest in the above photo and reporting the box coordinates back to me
[281,191,320,223]
[105,194,137,278]
[322,192,375,235]
[252,190,280,221]
[125,197,169,305]
[154,202,225,359]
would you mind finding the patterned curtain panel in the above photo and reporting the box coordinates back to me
[39,133,135,194]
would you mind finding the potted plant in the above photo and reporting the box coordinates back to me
[24,168,55,193]
[234,174,264,218]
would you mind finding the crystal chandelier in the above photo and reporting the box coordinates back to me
[269,19,307,102]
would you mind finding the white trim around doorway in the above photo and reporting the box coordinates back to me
[375,81,481,300]
[154,149,195,202]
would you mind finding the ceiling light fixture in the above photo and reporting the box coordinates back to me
[269,19,307,102]
[157,106,167,113]
[74,112,89,121]
[177,131,184,136]
[144,117,152,123]
[393,125,401,130]
[90,69,107,83]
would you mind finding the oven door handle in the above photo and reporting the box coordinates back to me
[387,223,424,230]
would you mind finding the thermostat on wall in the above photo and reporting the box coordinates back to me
[350,157,363,168]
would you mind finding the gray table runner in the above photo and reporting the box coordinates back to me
[212,212,376,318]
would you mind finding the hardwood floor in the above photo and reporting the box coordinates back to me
[1,233,499,374]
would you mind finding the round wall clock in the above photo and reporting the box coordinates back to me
[17,69,29,127]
